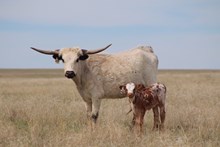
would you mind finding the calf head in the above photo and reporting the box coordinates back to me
[120,83,146,115]
[119,83,136,98]
[31,44,112,79]
[119,83,145,100]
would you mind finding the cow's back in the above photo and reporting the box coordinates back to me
[87,46,158,98]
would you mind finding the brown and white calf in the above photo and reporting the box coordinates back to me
[119,82,166,133]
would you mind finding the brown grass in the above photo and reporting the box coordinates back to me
[0,69,220,146]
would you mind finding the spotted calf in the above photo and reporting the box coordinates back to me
[120,82,167,133]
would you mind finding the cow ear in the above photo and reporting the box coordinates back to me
[52,54,63,63]
[79,54,89,60]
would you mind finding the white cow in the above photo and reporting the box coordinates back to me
[31,44,158,126]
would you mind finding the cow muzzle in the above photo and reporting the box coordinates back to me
[65,71,76,78]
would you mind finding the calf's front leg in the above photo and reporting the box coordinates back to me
[134,110,145,135]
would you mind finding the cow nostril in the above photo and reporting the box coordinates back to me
[65,71,76,78]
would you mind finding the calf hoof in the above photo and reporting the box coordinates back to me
[152,124,160,131]
[159,124,165,132]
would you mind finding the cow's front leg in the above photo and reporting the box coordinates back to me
[84,101,92,127]
[91,98,101,124]
[85,101,92,118]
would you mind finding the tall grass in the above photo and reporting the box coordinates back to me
[0,69,219,146]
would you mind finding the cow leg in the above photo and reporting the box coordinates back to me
[159,105,166,131]
[85,101,92,127]
[152,106,160,131]
[85,101,92,118]
[91,98,101,124]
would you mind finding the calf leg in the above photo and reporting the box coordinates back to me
[159,105,166,130]
[134,110,145,135]
[152,106,160,130]
[131,114,136,128]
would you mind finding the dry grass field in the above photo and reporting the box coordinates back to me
[0,69,219,147]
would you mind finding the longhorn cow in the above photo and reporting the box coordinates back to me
[31,44,158,126]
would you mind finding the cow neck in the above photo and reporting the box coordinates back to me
[72,61,89,89]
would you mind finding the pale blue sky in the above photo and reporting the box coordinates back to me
[0,0,219,69]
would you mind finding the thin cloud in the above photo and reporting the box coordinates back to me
[1,0,219,27]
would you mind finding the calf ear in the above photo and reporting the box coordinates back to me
[119,85,123,90]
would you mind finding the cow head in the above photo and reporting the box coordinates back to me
[31,44,112,79]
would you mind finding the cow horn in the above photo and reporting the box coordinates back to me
[30,47,59,55]
[83,44,112,54]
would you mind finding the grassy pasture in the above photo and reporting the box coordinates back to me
[0,69,219,147]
